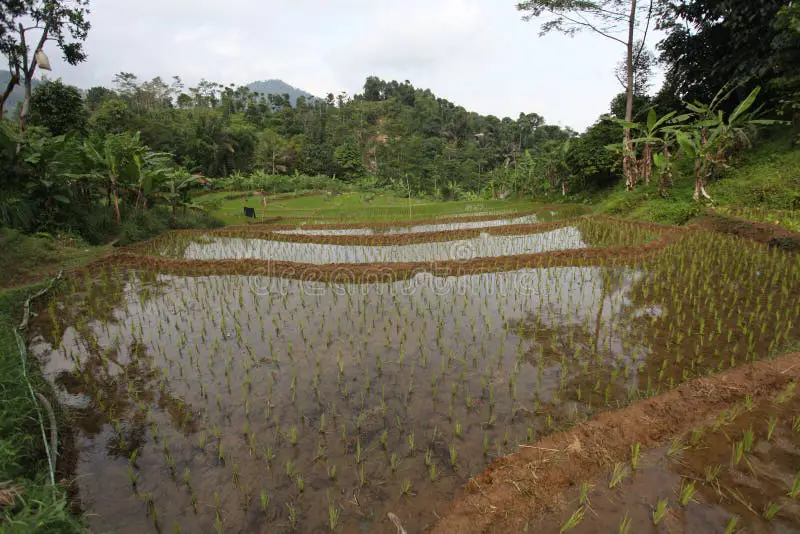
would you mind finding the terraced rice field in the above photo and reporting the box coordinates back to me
[29,204,800,533]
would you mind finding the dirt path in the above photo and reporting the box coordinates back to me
[430,352,800,534]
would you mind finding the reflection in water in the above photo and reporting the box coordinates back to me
[182,227,586,263]
[31,232,800,533]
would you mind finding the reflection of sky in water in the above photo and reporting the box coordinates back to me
[182,226,586,263]
[274,214,540,236]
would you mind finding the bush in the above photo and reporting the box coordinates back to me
[77,209,119,245]
[0,286,83,533]
[119,207,224,245]
[118,209,170,245]
[171,210,224,230]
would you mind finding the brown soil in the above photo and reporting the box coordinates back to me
[430,352,800,534]
[131,216,671,248]
[697,211,800,251]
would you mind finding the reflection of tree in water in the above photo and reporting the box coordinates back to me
[507,265,656,431]
[612,234,800,392]
[39,268,198,461]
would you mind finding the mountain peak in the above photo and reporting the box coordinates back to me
[246,79,316,105]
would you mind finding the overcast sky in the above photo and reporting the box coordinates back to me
[45,0,662,132]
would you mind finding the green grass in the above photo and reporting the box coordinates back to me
[595,135,800,227]
[0,284,83,533]
[207,191,546,226]
[0,229,109,291]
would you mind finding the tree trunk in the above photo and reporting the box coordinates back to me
[693,160,713,201]
[623,0,638,191]
[0,70,20,120]
[639,143,652,185]
[111,185,122,225]
[659,145,672,197]
[18,23,49,133]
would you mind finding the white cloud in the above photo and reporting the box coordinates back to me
[43,0,662,131]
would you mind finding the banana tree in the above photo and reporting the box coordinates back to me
[539,139,571,194]
[80,139,124,224]
[155,168,202,218]
[610,109,689,192]
[128,150,173,211]
[678,86,778,201]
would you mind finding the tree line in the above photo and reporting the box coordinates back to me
[0,0,797,244]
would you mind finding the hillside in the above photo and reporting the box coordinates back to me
[246,79,316,105]
[594,133,800,229]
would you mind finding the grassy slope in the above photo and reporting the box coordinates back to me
[594,136,800,228]
[209,192,543,225]
[0,230,109,291]
[0,284,82,533]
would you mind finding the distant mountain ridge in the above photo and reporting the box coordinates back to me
[1,70,317,110]
[0,71,42,113]
[246,79,316,105]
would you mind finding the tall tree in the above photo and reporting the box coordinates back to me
[517,0,655,191]
[29,78,87,135]
[0,0,27,116]
[656,0,800,113]
[0,0,91,129]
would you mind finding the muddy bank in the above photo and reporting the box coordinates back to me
[697,211,800,251]
[430,352,800,534]
[132,216,670,248]
[80,224,688,283]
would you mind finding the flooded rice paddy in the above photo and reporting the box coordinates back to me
[30,216,800,533]
[181,226,585,263]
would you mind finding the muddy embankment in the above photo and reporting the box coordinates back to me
[430,352,800,533]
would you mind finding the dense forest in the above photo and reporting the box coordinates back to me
[0,0,798,244]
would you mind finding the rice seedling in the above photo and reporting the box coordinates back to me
[679,479,697,506]
[328,504,340,530]
[763,502,781,520]
[609,463,629,489]
[767,416,778,441]
[287,503,297,530]
[618,514,631,534]
[401,479,413,496]
[789,471,800,499]
[667,438,685,458]
[630,443,641,470]
[724,516,739,534]
[429,463,439,482]
[260,490,269,514]
[578,481,593,506]
[652,498,668,525]
[559,506,585,533]
[731,441,744,466]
